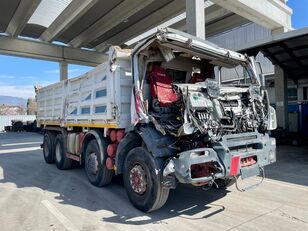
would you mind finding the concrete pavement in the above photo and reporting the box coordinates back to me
[0,132,308,231]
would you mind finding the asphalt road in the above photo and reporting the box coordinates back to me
[0,132,308,231]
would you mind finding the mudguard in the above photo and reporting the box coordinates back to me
[137,125,178,158]
[82,129,106,165]
[115,132,141,174]
[115,125,177,174]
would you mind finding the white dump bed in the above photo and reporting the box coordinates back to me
[36,48,132,129]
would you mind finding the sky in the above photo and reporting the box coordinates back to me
[287,0,308,29]
[0,0,307,99]
[0,55,92,99]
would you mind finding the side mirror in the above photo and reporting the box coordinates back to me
[268,106,277,130]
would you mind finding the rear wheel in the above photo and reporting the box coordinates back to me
[123,147,169,212]
[43,131,56,164]
[85,139,113,186]
[54,134,72,170]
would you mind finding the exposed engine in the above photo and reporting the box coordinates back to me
[150,79,269,144]
[139,40,271,151]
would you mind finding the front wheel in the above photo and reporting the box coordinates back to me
[123,147,169,212]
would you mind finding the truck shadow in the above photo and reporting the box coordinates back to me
[101,177,227,225]
[0,149,228,225]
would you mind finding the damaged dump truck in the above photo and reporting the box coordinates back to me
[37,28,277,212]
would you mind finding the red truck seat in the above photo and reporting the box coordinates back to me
[149,67,178,106]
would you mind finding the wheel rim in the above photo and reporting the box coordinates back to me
[55,142,61,162]
[129,164,147,195]
[86,152,98,175]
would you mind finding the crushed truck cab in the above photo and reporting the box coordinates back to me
[130,28,277,190]
[37,28,277,212]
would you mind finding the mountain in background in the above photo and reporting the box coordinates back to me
[0,95,27,108]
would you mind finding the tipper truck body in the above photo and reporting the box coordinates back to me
[37,28,277,212]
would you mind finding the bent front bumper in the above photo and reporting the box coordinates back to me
[165,132,276,184]
[166,148,225,184]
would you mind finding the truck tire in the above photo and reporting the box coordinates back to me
[85,139,113,187]
[215,177,236,189]
[123,147,169,212]
[54,134,72,170]
[43,131,56,164]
